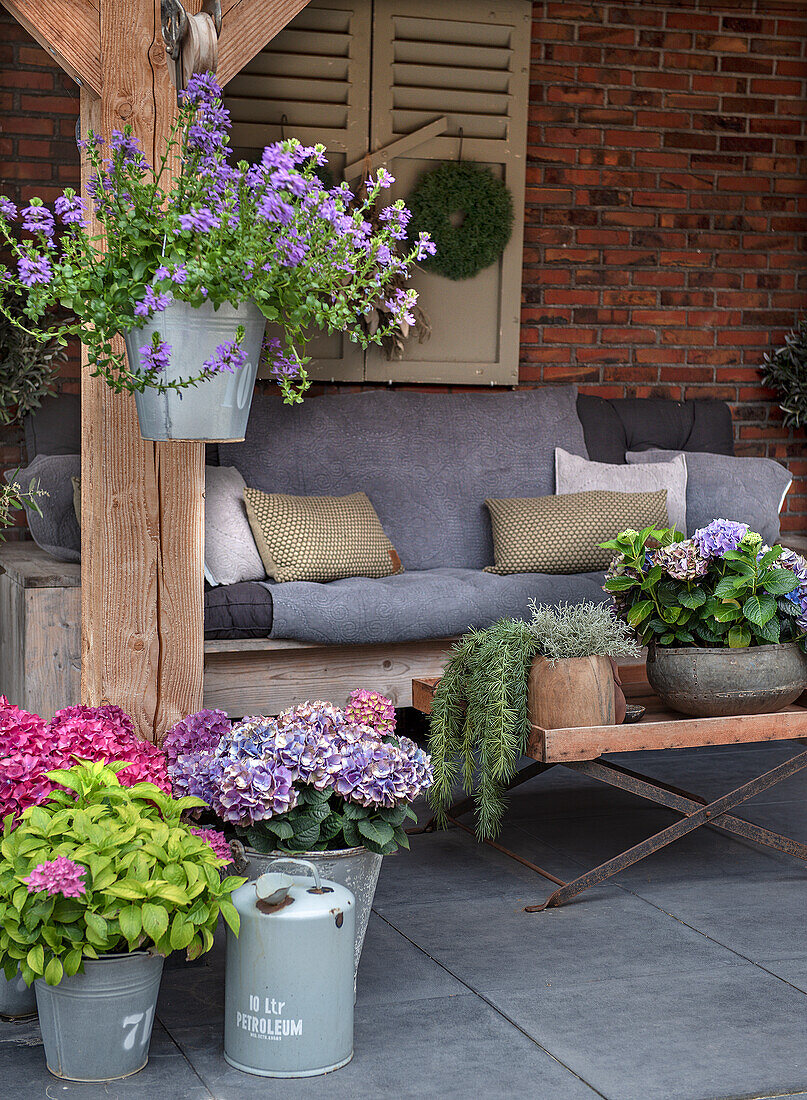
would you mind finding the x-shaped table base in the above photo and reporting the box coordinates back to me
[419,748,807,910]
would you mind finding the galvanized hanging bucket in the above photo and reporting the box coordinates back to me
[123,299,266,442]
[34,951,164,1082]
[0,968,37,1019]
[234,844,382,984]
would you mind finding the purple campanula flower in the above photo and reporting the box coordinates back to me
[20,204,55,238]
[17,253,52,286]
[134,284,172,318]
[171,264,188,284]
[415,233,437,260]
[54,192,87,227]
[0,196,17,220]
[154,264,171,281]
[177,206,220,232]
[139,338,171,375]
[110,129,145,168]
[257,192,294,225]
[203,339,248,375]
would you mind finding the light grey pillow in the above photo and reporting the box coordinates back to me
[205,465,265,586]
[555,447,687,533]
[626,449,791,544]
[3,453,80,562]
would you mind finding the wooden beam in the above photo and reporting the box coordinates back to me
[217,0,311,87]
[80,0,204,740]
[0,0,102,93]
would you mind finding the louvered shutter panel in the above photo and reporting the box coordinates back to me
[225,0,371,381]
[366,0,531,384]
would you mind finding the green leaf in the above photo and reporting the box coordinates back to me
[759,568,800,595]
[84,911,108,945]
[105,880,147,901]
[713,576,750,599]
[357,819,395,847]
[141,903,168,943]
[63,948,83,977]
[219,899,240,935]
[728,625,752,648]
[678,587,706,609]
[44,956,63,987]
[26,944,44,976]
[604,576,639,591]
[627,600,654,626]
[118,905,142,943]
[169,915,195,951]
[754,615,781,644]
[743,594,777,628]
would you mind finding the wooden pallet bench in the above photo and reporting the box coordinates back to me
[412,664,807,909]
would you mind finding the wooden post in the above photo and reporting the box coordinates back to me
[80,0,205,740]
[3,0,314,740]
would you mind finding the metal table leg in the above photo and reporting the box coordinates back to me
[525,748,807,911]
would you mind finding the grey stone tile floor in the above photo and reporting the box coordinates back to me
[4,741,807,1099]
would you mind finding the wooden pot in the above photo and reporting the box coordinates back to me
[528,654,620,730]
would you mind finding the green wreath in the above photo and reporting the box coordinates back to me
[407,161,514,281]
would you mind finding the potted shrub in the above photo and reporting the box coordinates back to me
[603,520,807,717]
[527,600,641,729]
[0,73,435,442]
[163,692,433,979]
[0,759,243,1081]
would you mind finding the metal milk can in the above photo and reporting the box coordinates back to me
[224,858,355,1078]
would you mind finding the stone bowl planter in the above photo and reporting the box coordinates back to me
[647,641,807,718]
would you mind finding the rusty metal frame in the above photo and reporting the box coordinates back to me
[418,749,807,911]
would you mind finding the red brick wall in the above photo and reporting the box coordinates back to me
[525,1,807,532]
[0,12,80,535]
[1,3,807,532]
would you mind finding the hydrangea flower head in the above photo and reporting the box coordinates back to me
[162,708,231,767]
[191,827,233,864]
[25,856,86,898]
[344,689,396,736]
[651,540,709,581]
[693,519,749,559]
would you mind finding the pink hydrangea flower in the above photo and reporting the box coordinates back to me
[191,827,233,864]
[0,697,170,825]
[344,689,396,737]
[25,856,86,898]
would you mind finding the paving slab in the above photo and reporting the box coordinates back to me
[172,994,601,1100]
[0,1018,211,1100]
[376,886,746,995]
[486,964,807,1100]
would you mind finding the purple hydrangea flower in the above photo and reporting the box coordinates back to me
[692,519,749,559]
[25,856,86,898]
[17,253,52,286]
[139,338,172,375]
[191,827,232,863]
[651,540,709,581]
[163,708,231,767]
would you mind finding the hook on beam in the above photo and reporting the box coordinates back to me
[161,0,221,92]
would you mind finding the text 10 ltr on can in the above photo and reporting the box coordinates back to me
[224,858,355,1078]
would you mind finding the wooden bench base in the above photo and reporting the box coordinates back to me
[0,543,453,720]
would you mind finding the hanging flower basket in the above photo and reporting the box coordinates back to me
[0,74,435,442]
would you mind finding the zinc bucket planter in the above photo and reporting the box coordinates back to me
[34,952,164,1082]
[237,845,382,982]
[0,968,37,1019]
[123,299,266,442]
[647,641,807,718]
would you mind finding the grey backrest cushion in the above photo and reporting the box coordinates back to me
[204,466,265,586]
[4,454,80,562]
[578,395,734,464]
[626,449,791,544]
[220,387,587,570]
[555,447,688,533]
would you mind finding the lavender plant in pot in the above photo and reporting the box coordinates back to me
[0,74,434,442]
[164,692,433,980]
[0,760,243,1081]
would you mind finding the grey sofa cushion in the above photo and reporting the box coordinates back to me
[626,449,791,544]
[204,466,265,586]
[23,394,81,459]
[577,395,734,464]
[220,388,587,571]
[265,567,609,645]
[4,454,80,562]
[205,580,273,639]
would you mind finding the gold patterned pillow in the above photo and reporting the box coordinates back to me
[484,490,668,575]
[243,488,403,583]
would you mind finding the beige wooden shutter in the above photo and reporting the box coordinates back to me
[225,0,371,381]
[365,0,531,385]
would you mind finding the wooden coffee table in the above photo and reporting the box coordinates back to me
[412,664,807,910]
